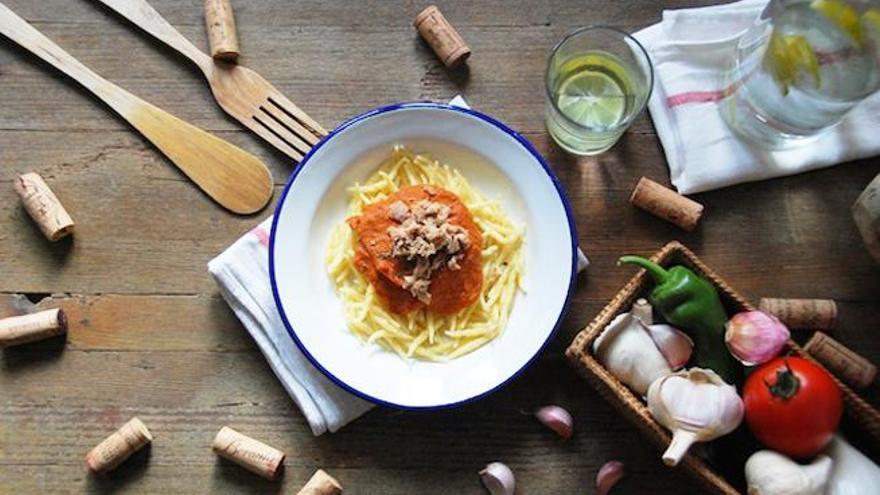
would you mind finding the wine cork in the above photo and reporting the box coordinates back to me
[212,426,285,480]
[853,173,880,263]
[85,417,153,474]
[204,0,239,62]
[0,308,67,348]
[296,469,343,495]
[804,331,877,389]
[758,298,837,330]
[629,177,703,231]
[414,5,471,68]
[14,172,74,241]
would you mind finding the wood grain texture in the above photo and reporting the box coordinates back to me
[1,0,878,493]
[95,0,327,161]
[0,2,273,214]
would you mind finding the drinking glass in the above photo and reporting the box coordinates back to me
[721,0,880,149]
[545,26,654,155]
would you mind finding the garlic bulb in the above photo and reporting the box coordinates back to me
[479,462,515,495]
[647,368,744,466]
[593,312,672,396]
[725,311,790,365]
[745,450,832,495]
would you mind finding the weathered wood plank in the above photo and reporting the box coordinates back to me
[0,22,661,135]
[0,355,702,494]
[0,0,679,137]
[6,0,703,28]
[1,459,701,495]
[0,294,252,352]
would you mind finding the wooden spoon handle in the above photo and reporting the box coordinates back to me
[0,2,128,106]
[94,0,212,70]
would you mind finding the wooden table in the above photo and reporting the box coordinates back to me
[1,1,878,493]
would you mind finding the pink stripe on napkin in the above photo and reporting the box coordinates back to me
[251,225,270,247]
[665,48,852,109]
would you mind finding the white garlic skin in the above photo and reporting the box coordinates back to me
[593,312,672,396]
[745,450,832,495]
[479,462,515,495]
[725,311,790,366]
[647,368,744,466]
[534,405,573,440]
[825,435,880,495]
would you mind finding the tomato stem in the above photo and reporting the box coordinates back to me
[765,358,801,400]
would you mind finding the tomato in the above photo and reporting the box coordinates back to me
[743,356,842,458]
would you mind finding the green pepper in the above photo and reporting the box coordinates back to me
[619,255,741,385]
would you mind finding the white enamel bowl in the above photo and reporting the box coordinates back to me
[270,103,577,409]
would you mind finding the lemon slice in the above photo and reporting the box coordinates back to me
[556,70,625,128]
[764,31,821,94]
[811,0,865,46]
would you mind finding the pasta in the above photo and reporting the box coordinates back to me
[325,145,525,360]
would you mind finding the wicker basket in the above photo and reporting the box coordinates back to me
[565,241,880,495]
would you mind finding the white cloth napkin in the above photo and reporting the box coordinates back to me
[208,97,588,435]
[634,0,880,194]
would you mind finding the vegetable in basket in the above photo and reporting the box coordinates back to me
[618,256,741,384]
[745,449,832,495]
[592,301,693,396]
[825,435,880,495]
[725,310,790,366]
[647,367,743,466]
[743,357,843,458]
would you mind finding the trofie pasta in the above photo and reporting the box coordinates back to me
[325,145,525,360]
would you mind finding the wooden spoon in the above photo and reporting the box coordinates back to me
[0,2,273,214]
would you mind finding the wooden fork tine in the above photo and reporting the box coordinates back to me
[247,117,305,162]
[261,102,321,147]
[265,90,328,138]
[253,110,313,156]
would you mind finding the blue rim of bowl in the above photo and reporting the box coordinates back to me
[269,102,579,410]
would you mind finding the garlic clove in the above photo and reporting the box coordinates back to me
[745,450,832,495]
[593,312,631,357]
[479,462,515,495]
[631,298,653,325]
[725,311,790,366]
[593,312,673,396]
[596,460,625,495]
[644,323,694,370]
[534,405,573,440]
[647,368,744,466]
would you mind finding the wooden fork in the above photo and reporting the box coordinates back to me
[0,1,273,215]
[96,0,328,163]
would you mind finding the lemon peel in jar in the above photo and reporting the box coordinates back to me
[764,31,821,94]
[811,0,865,46]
